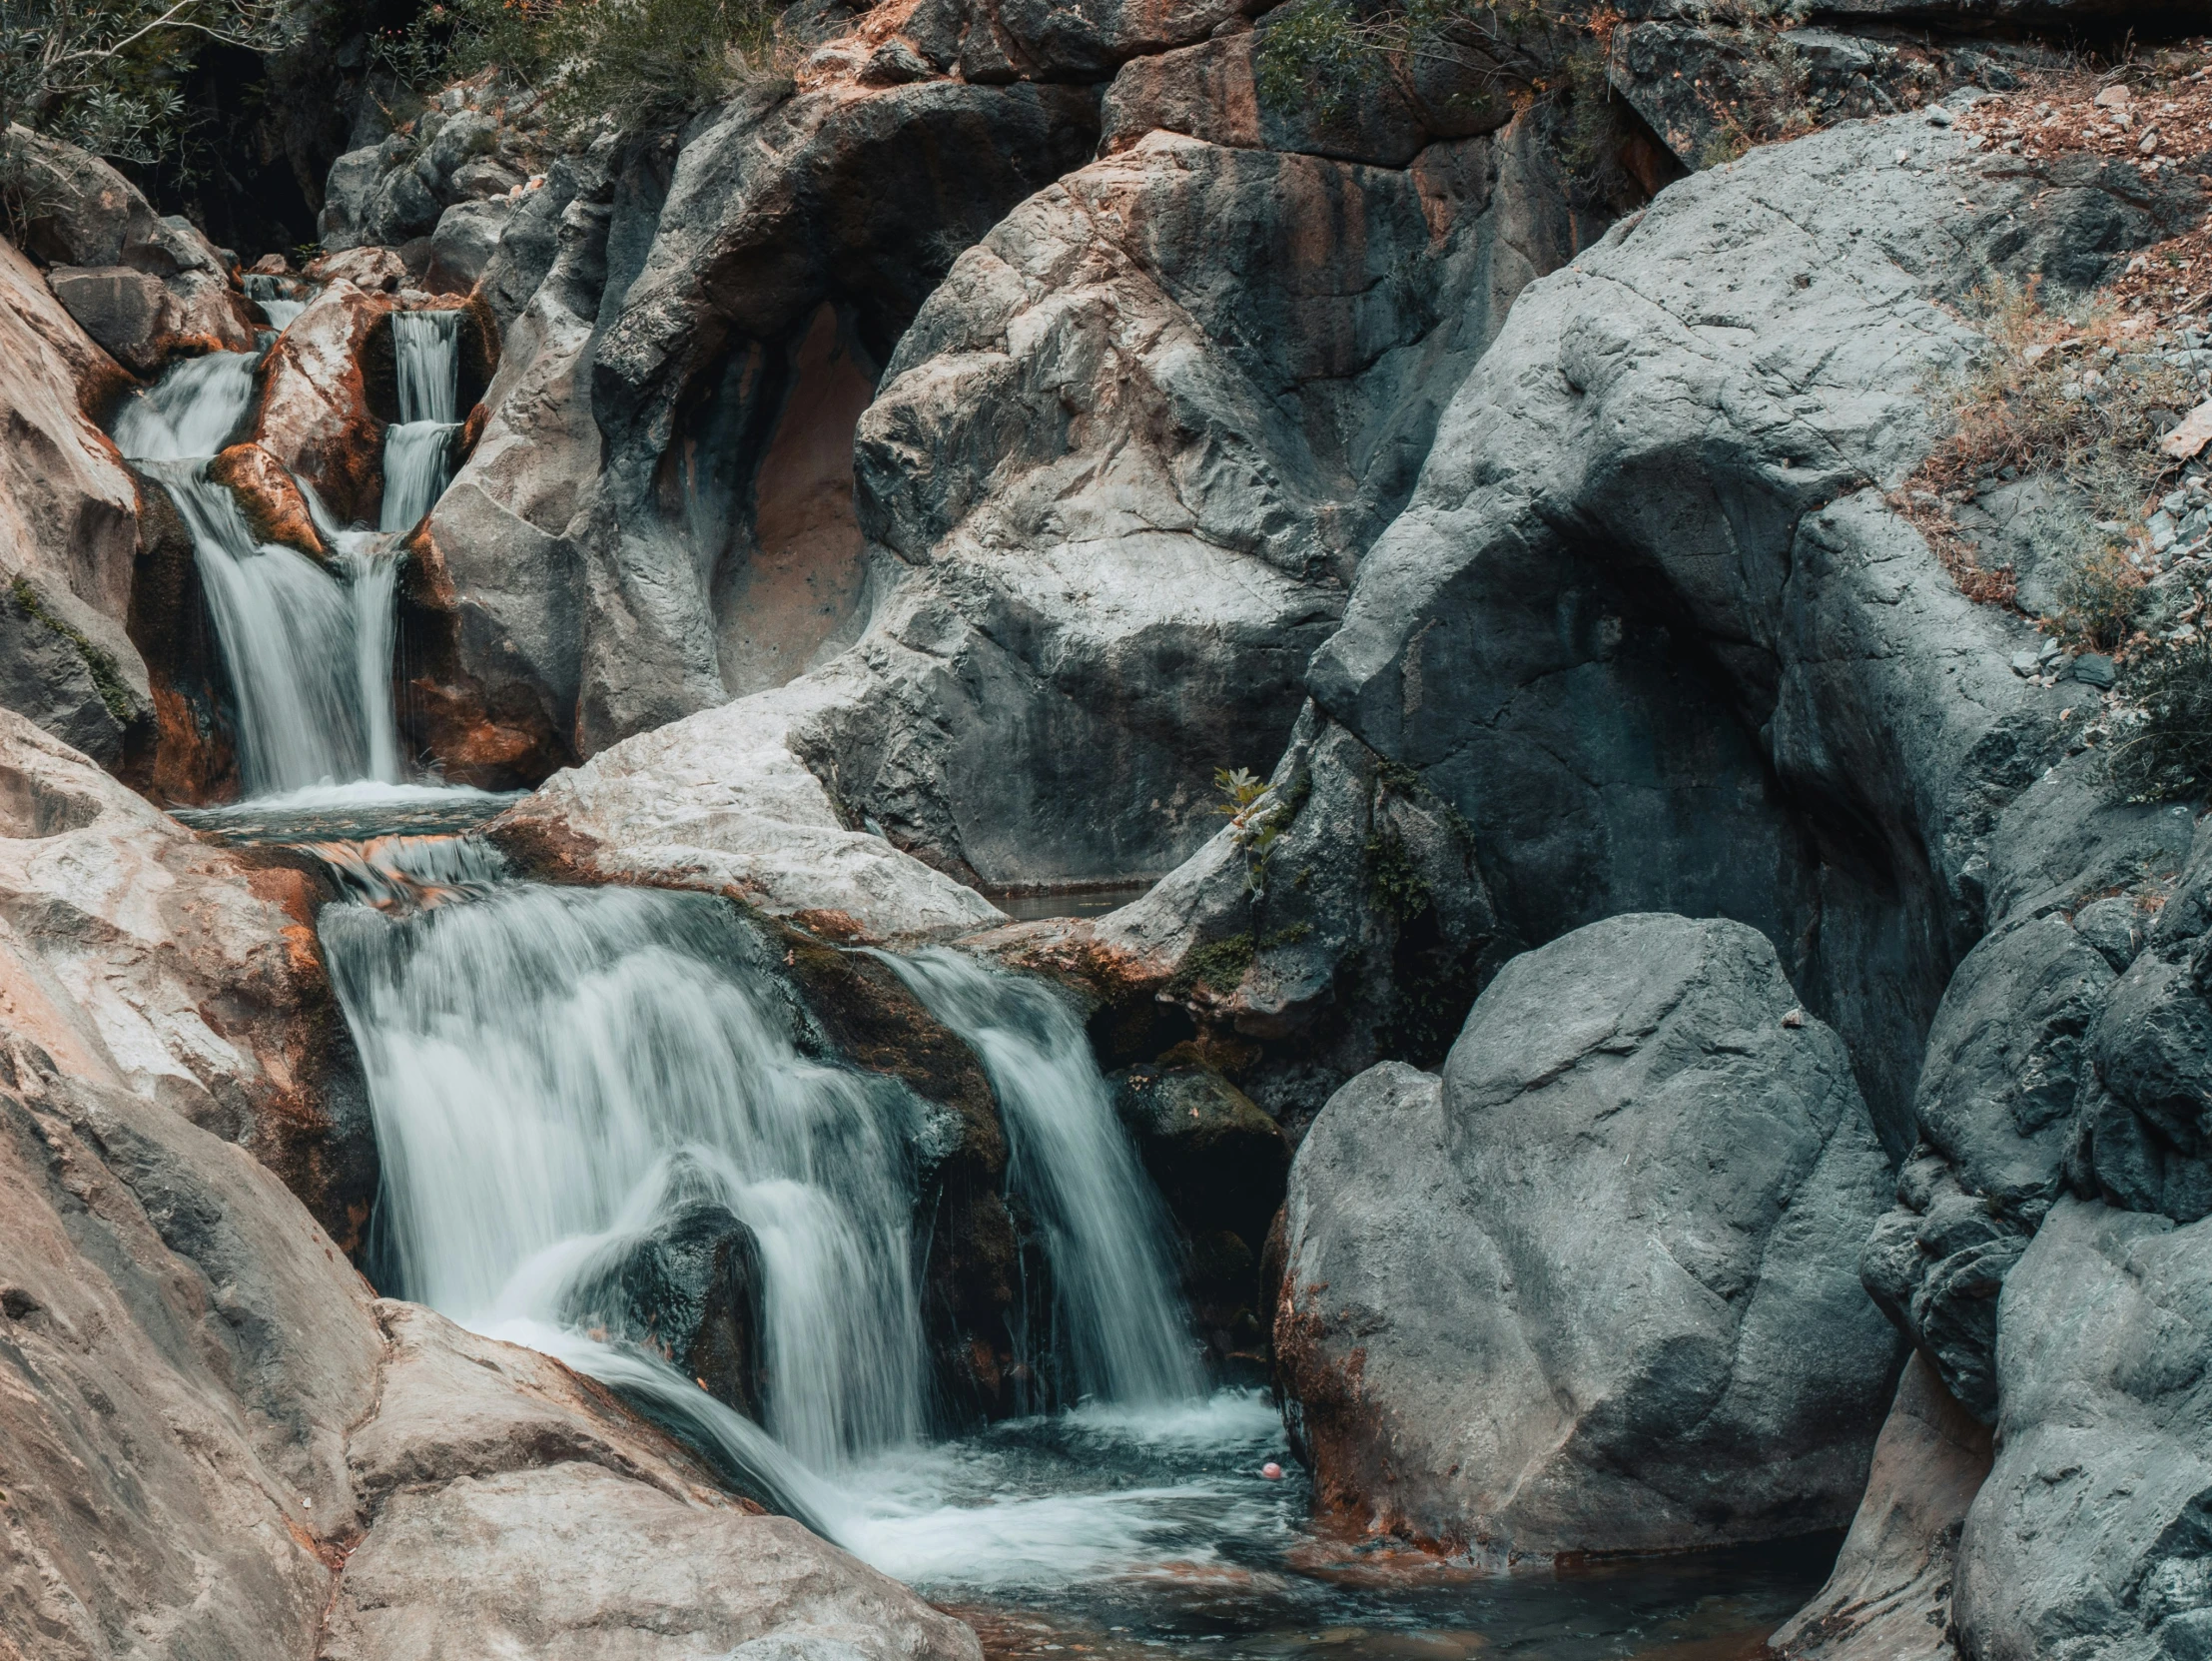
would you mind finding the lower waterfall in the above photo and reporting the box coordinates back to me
[878,948,1204,1409]
[314,838,1280,1587]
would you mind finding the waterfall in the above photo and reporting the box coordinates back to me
[381,311,462,532]
[112,351,257,460]
[320,854,932,1475]
[378,420,455,533]
[116,348,414,798]
[138,457,399,793]
[875,948,1204,1408]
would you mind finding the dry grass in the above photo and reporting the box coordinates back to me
[1903,272,2199,638]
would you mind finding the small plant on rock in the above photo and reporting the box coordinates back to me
[2106,635,2212,803]
[2051,545,2145,653]
[1214,766,1289,894]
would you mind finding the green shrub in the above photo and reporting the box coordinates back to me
[374,0,783,134]
[2107,635,2212,803]
[1,0,283,168]
[2051,546,2145,653]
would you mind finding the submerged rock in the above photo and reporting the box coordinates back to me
[1277,914,1900,1557]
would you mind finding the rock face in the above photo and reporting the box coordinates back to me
[1277,914,1899,1558]
[1302,110,2200,1152]
[1771,1353,1994,1661]
[0,236,153,773]
[1952,1199,2212,1661]
[0,704,370,1247]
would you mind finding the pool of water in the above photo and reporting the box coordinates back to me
[981,882,1159,923]
[822,1393,1834,1661]
[172,781,522,845]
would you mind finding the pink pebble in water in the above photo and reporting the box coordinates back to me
[1261,1462,1284,1480]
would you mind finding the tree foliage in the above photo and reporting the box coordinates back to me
[372,0,784,134]
[0,0,290,163]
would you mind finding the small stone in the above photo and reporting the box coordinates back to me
[2071,653,2117,688]
[1896,149,1911,165]
[1782,1006,1806,1028]
[2140,129,2161,155]
[2094,84,2131,109]
[2011,650,2040,676]
[1927,106,1954,128]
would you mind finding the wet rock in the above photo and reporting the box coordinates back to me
[0,236,151,771]
[207,441,327,557]
[562,1195,770,1421]
[779,937,1018,1417]
[403,175,608,790]
[1277,914,1900,1556]
[1953,1198,2212,1661]
[1111,1058,1287,1365]
[1771,1353,1993,1661]
[251,277,387,524]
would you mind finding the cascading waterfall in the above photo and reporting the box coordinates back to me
[381,311,462,533]
[145,459,394,791]
[112,350,257,460]
[877,949,1205,1408]
[112,306,478,798]
[320,849,931,1485]
[116,348,407,797]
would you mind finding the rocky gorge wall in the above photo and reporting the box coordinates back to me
[4,4,2212,1659]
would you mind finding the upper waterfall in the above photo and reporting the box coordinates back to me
[381,310,463,532]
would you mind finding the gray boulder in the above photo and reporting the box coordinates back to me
[1303,112,2199,1155]
[1953,1198,2212,1661]
[423,196,518,296]
[1276,914,1900,1557]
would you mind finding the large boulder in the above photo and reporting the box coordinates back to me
[1276,913,1900,1557]
[487,679,1006,942]
[250,276,389,523]
[0,237,152,771]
